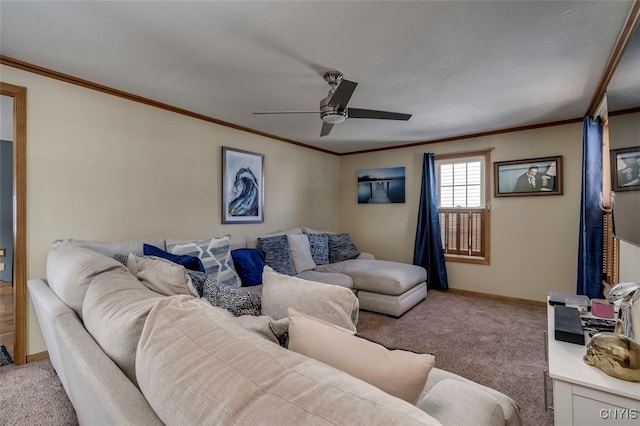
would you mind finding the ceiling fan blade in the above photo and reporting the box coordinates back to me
[320,122,334,137]
[347,108,412,121]
[253,111,318,114]
[328,80,358,109]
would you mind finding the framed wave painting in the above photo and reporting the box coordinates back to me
[221,147,264,224]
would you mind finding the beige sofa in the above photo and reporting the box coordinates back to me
[56,228,428,317]
[28,239,522,426]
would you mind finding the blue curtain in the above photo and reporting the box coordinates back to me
[577,117,603,298]
[414,153,448,290]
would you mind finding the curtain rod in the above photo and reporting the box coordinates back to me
[434,147,495,157]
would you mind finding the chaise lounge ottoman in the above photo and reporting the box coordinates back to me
[314,259,427,317]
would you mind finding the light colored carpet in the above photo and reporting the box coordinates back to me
[0,359,78,425]
[357,290,554,426]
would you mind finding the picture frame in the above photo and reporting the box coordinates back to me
[221,146,264,223]
[494,156,563,197]
[357,166,406,204]
[611,146,640,192]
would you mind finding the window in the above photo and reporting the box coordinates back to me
[435,150,491,264]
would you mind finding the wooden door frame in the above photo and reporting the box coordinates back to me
[0,82,27,365]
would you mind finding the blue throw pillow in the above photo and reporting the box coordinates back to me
[231,248,266,287]
[256,235,296,276]
[143,243,206,273]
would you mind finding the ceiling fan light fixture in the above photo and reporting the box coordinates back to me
[321,111,347,124]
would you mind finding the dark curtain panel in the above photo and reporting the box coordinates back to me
[577,117,603,298]
[414,153,448,290]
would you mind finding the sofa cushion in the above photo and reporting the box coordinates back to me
[261,266,358,331]
[256,235,296,276]
[315,259,427,295]
[296,270,354,289]
[422,368,522,426]
[288,308,435,405]
[328,233,360,263]
[286,234,316,273]
[306,232,330,265]
[52,238,166,257]
[418,379,505,426]
[82,268,165,386]
[127,253,197,297]
[166,235,240,288]
[46,245,127,319]
[143,243,205,272]
[231,248,266,286]
[135,297,440,426]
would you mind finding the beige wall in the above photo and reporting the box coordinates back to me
[340,123,584,302]
[1,65,341,354]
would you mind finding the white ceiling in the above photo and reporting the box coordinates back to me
[1,1,638,154]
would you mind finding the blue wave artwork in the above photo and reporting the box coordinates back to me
[228,167,259,216]
[357,166,405,204]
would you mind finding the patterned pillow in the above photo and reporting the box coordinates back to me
[167,235,241,288]
[187,271,261,317]
[113,253,129,266]
[257,235,296,276]
[328,233,360,263]
[306,232,329,265]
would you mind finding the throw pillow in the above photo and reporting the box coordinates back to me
[143,243,205,272]
[231,248,266,287]
[287,308,436,405]
[286,234,316,273]
[256,235,296,276]
[261,266,358,331]
[167,235,240,288]
[328,233,360,263]
[305,232,329,265]
[126,253,197,297]
[188,271,261,317]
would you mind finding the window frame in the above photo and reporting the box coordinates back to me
[435,149,492,265]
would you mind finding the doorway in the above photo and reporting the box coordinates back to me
[0,83,26,365]
[1,119,14,361]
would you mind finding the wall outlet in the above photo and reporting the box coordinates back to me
[0,248,5,257]
[0,262,5,272]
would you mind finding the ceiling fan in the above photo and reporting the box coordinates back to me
[253,71,412,137]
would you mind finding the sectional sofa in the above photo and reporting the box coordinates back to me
[55,226,428,317]
[29,237,522,425]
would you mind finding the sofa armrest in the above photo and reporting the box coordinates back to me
[417,379,505,426]
[421,368,522,426]
[357,252,375,260]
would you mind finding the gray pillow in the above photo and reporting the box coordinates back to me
[306,232,329,265]
[257,235,296,276]
[328,234,360,263]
